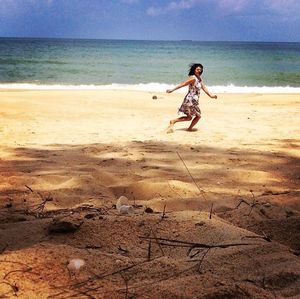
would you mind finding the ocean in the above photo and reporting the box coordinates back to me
[0,38,299,93]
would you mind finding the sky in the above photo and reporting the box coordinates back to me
[0,0,299,42]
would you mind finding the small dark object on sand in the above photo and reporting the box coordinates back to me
[152,95,158,100]
[145,207,154,213]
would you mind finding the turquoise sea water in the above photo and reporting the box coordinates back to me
[0,38,299,92]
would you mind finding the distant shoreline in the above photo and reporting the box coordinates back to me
[1,36,300,44]
[1,83,300,94]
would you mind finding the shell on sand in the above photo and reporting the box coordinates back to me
[116,196,129,211]
[67,258,85,272]
[119,205,134,215]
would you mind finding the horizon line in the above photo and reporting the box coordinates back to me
[0,36,299,44]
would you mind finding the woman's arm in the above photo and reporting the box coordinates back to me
[166,77,195,93]
[202,82,217,99]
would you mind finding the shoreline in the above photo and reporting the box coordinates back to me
[1,83,300,94]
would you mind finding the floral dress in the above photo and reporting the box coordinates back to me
[178,75,202,116]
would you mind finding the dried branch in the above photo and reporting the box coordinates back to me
[241,231,271,242]
[167,181,183,199]
[140,236,257,251]
[0,281,18,296]
[3,267,33,279]
[235,199,250,209]
[120,272,130,299]
[234,192,262,217]
[197,248,210,273]
[150,228,165,257]
[209,203,214,219]
[25,185,34,193]
[176,151,207,201]
[161,204,167,219]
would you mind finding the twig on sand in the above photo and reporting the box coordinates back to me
[0,281,19,296]
[234,191,262,217]
[167,181,183,199]
[197,248,210,273]
[176,151,207,201]
[241,231,272,242]
[161,204,167,219]
[150,228,165,257]
[209,203,214,219]
[25,185,34,193]
[247,190,257,216]
[120,272,130,299]
[3,267,39,280]
[140,236,257,252]
[26,192,54,217]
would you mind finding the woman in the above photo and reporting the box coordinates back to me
[166,63,217,133]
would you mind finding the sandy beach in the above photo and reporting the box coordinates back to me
[1,89,300,298]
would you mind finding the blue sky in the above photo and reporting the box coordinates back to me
[0,0,299,42]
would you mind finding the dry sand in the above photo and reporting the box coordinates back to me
[0,89,299,298]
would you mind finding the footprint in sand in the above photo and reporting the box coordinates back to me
[165,125,174,134]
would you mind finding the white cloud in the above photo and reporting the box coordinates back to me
[167,0,197,10]
[121,0,139,4]
[218,0,248,12]
[147,0,199,16]
[146,0,300,20]
[264,0,300,18]
[0,0,53,17]
[146,6,162,16]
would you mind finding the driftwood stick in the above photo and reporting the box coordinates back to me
[242,234,271,242]
[188,248,206,259]
[3,267,33,279]
[176,151,207,201]
[140,236,257,250]
[161,204,167,219]
[209,203,214,219]
[120,272,130,299]
[150,228,165,257]
[155,242,191,248]
[0,281,18,296]
[25,185,34,192]
[197,248,210,273]
[235,199,250,209]
[168,181,183,199]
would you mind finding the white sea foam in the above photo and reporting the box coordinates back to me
[0,83,300,93]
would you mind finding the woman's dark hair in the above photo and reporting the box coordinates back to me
[188,63,203,76]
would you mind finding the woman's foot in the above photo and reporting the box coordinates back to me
[165,120,175,134]
[187,127,197,132]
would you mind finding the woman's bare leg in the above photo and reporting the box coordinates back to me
[187,113,201,131]
[166,115,192,133]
